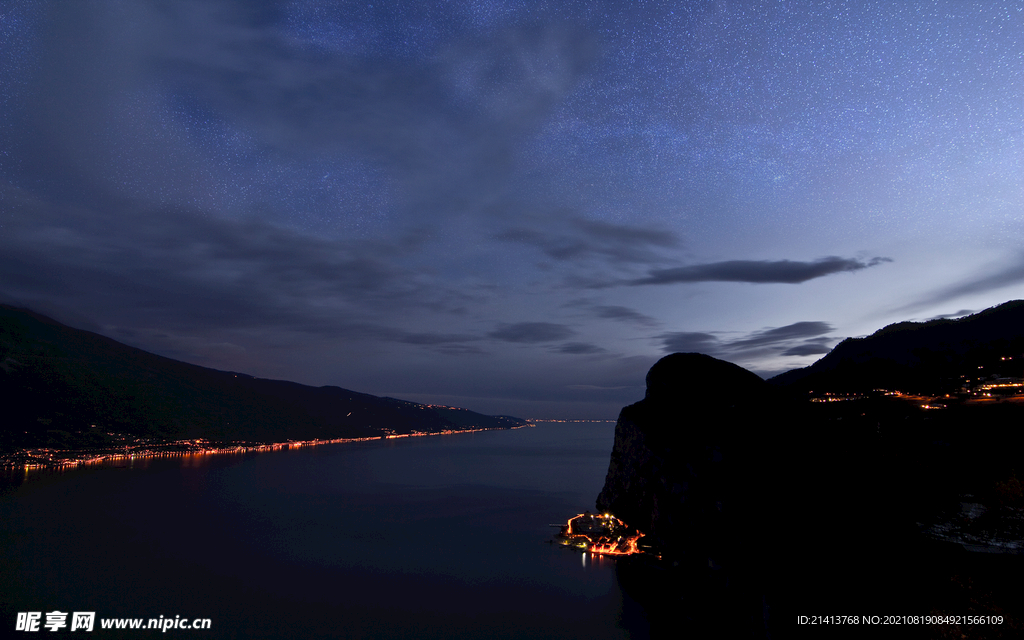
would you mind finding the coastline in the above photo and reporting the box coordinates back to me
[2,424,533,473]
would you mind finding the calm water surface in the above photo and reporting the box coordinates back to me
[0,422,649,638]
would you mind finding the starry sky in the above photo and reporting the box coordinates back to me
[2,0,1024,418]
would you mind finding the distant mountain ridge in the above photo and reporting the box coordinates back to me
[0,305,526,453]
[770,300,1024,392]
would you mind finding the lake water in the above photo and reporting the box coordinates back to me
[0,422,650,638]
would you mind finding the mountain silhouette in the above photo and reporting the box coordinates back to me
[770,300,1024,393]
[0,305,525,453]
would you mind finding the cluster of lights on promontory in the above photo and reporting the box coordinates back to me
[556,512,645,556]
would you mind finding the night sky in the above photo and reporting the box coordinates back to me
[2,1,1023,418]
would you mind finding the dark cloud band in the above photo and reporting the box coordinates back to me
[632,256,892,285]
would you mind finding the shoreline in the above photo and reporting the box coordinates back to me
[2,423,534,473]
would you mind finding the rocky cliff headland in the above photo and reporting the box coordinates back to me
[597,349,1024,638]
[596,353,778,570]
[596,353,791,636]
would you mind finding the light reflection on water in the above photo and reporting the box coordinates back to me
[0,421,649,639]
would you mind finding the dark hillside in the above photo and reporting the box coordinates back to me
[0,305,525,453]
[770,300,1024,393]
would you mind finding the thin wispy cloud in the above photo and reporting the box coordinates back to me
[0,186,473,346]
[560,299,659,326]
[495,218,680,264]
[779,337,835,356]
[488,322,575,343]
[592,305,658,326]
[895,256,1024,315]
[658,321,838,359]
[659,332,720,354]
[554,342,607,354]
[396,332,480,346]
[925,309,976,321]
[726,321,832,350]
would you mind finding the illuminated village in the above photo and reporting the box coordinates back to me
[555,512,646,556]
[807,355,1024,409]
[810,383,1024,408]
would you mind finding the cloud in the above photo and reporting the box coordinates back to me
[725,321,833,350]
[495,218,680,264]
[658,321,838,359]
[659,332,721,353]
[554,342,607,354]
[592,305,658,326]
[12,0,600,241]
[432,344,488,356]
[396,332,480,346]
[896,256,1024,315]
[631,256,892,285]
[156,8,598,228]
[155,6,595,154]
[925,309,976,321]
[779,337,835,356]
[487,322,575,343]
[394,331,487,356]
[573,219,677,248]
[0,185,478,351]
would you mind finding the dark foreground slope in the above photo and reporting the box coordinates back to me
[597,352,1024,639]
[0,305,525,453]
[770,300,1024,393]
